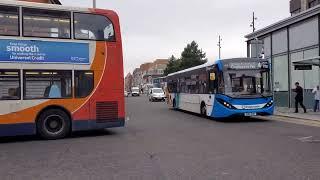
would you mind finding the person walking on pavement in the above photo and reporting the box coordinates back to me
[312,85,320,112]
[294,82,307,113]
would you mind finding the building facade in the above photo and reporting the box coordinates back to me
[143,59,169,85]
[132,68,142,88]
[290,0,319,15]
[125,73,133,92]
[246,4,320,109]
[131,59,169,92]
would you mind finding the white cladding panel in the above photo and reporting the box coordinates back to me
[263,36,271,58]
[289,17,319,51]
[272,29,288,55]
[175,93,215,116]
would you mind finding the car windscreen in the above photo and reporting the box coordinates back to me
[152,89,163,93]
[223,69,272,97]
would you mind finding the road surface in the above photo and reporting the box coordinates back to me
[0,96,320,180]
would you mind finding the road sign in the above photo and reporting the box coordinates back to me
[294,65,312,70]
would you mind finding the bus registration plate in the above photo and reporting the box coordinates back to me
[244,112,257,117]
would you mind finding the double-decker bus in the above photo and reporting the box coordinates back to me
[0,1,125,139]
[167,58,274,118]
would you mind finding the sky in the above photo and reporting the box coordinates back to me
[60,0,290,75]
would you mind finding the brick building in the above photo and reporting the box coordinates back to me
[125,73,133,92]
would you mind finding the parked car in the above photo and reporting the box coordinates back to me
[124,91,129,97]
[149,88,165,102]
[131,87,140,96]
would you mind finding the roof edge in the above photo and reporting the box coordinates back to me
[245,5,320,40]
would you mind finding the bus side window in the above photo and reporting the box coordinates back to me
[22,8,71,39]
[75,71,94,98]
[0,6,19,36]
[0,70,20,100]
[24,71,71,99]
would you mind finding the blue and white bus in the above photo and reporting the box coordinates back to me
[167,58,274,118]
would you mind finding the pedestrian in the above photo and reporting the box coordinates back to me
[294,82,307,113]
[312,85,320,112]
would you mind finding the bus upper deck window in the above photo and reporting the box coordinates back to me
[23,8,71,39]
[74,13,115,41]
[0,6,19,36]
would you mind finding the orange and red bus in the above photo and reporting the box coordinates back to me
[0,1,125,139]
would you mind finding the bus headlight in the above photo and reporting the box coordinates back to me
[264,100,274,108]
[216,98,236,109]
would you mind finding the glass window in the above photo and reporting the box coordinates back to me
[167,80,177,93]
[309,0,318,8]
[75,71,94,98]
[23,8,71,38]
[152,89,163,93]
[0,6,19,36]
[24,71,72,99]
[0,70,20,100]
[223,69,272,97]
[74,13,115,41]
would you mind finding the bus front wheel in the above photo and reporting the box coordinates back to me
[37,109,71,140]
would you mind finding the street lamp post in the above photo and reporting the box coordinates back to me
[217,35,222,59]
[250,12,258,32]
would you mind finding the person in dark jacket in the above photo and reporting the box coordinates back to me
[294,82,307,113]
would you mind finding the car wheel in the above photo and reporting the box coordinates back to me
[37,109,71,140]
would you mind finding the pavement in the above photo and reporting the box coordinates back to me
[0,96,320,179]
[274,107,320,121]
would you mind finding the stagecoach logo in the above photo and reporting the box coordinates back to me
[242,105,261,109]
[0,39,89,64]
[234,104,265,110]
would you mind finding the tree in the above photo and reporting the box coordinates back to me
[164,55,181,75]
[164,41,207,75]
[179,41,207,70]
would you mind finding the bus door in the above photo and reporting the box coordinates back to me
[207,68,217,116]
[208,69,217,94]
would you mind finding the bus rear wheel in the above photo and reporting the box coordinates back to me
[37,109,71,140]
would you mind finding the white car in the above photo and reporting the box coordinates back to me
[149,88,165,102]
[131,87,140,96]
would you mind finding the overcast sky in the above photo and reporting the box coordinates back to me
[60,0,290,75]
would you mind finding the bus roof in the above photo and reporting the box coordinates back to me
[167,58,264,77]
[0,0,112,13]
